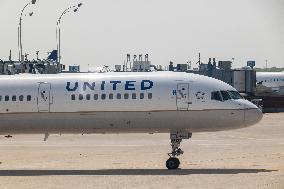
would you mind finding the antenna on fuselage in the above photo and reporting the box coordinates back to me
[44,133,50,141]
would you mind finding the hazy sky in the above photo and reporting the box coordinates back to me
[0,0,283,71]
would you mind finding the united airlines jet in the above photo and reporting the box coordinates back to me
[0,72,262,169]
[256,72,284,96]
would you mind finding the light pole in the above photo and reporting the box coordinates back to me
[18,0,37,61]
[56,3,82,64]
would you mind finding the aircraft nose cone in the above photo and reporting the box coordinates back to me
[244,108,263,126]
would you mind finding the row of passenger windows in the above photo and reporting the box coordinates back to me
[0,95,32,102]
[211,90,243,101]
[257,78,284,83]
[71,93,153,101]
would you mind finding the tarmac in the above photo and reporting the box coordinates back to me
[0,113,283,189]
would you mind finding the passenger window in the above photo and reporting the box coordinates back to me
[124,93,129,99]
[117,93,121,99]
[19,95,24,101]
[79,94,83,100]
[71,94,75,100]
[148,93,152,99]
[86,94,91,100]
[27,95,31,101]
[5,95,9,101]
[0,96,2,101]
[12,95,16,101]
[132,93,136,99]
[94,94,98,100]
[140,93,144,99]
[101,94,106,100]
[220,91,231,101]
[211,91,222,101]
[109,93,113,100]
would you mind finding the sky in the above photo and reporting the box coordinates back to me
[0,0,284,71]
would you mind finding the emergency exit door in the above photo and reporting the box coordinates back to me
[37,83,51,112]
[176,83,189,110]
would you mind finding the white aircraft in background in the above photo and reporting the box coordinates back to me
[0,72,262,169]
[256,72,284,96]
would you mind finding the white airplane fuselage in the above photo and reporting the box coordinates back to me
[0,72,262,135]
[256,72,284,95]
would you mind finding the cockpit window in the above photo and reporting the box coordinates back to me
[219,90,243,101]
[211,91,222,101]
[220,91,231,101]
[228,90,243,100]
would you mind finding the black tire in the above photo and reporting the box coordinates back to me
[166,157,180,169]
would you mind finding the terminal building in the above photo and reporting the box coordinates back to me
[117,54,256,96]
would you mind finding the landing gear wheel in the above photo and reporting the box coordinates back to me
[166,131,192,170]
[166,157,180,170]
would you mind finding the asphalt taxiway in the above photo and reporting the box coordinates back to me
[0,113,283,189]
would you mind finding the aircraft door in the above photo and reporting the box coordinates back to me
[176,83,189,110]
[37,83,51,112]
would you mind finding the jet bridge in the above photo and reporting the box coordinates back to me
[185,59,256,96]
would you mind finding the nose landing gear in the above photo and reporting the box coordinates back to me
[166,131,192,170]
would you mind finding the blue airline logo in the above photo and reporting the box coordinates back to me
[66,80,154,92]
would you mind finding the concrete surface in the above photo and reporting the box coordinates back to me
[0,113,283,189]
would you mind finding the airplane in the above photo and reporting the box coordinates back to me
[0,71,262,169]
[256,72,284,96]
